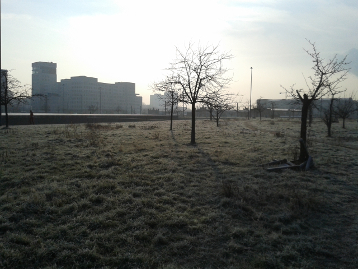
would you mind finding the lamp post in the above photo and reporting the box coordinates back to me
[250,67,253,119]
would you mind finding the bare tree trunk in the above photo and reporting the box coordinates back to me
[216,110,219,127]
[308,104,313,127]
[342,117,346,129]
[327,98,334,137]
[299,94,310,161]
[191,103,196,144]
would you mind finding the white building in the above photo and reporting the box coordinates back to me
[150,94,164,109]
[32,62,59,112]
[31,62,142,114]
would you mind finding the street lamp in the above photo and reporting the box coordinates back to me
[250,67,253,119]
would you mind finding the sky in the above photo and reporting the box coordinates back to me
[2,0,358,105]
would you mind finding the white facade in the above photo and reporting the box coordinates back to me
[60,77,140,114]
[32,62,59,112]
[31,62,142,114]
[150,94,164,109]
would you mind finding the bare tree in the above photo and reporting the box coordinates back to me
[321,96,335,137]
[334,93,358,128]
[152,79,180,131]
[205,91,235,127]
[166,90,179,131]
[158,44,233,144]
[282,40,350,161]
[1,70,32,128]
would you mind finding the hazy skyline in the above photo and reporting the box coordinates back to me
[2,0,358,105]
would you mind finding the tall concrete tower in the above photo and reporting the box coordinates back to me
[32,62,57,112]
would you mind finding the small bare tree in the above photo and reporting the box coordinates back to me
[321,96,335,137]
[334,93,358,128]
[1,70,32,128]
[205,91,235,127]
[152,79,180,131]
[158,43,233,144]
[282,40,350,161]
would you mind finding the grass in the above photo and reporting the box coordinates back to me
[0,118,358,268]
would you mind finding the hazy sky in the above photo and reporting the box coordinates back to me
[2,0,358,105]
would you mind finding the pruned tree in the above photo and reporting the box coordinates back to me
[159,43,233,144]
[282,40,350,161]
[1,70,32,128]
[334,93,358,128]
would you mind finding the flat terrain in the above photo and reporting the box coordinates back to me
[1,118,358,268]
